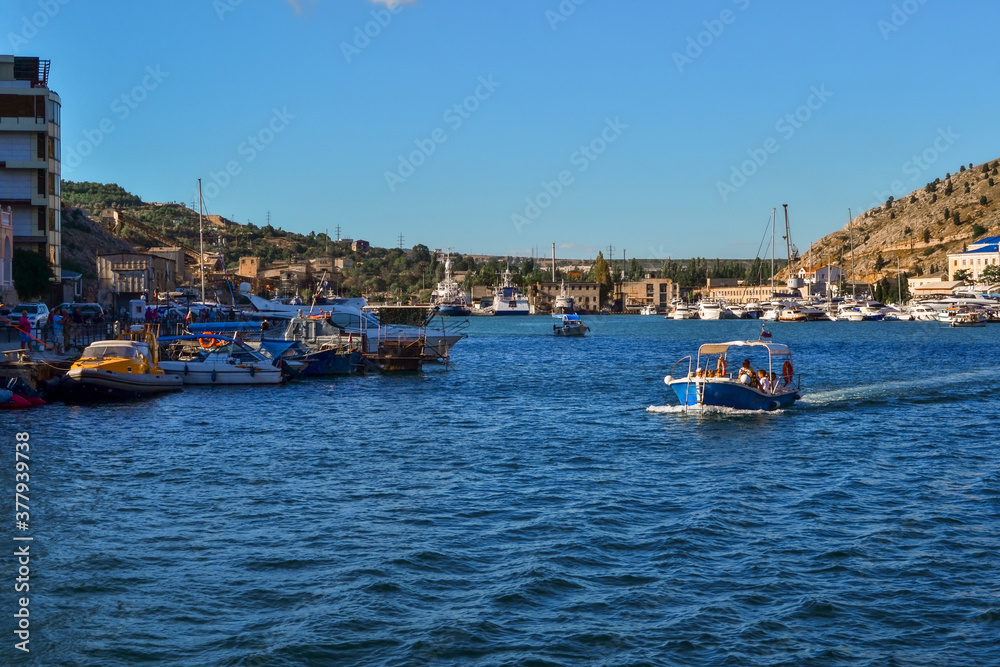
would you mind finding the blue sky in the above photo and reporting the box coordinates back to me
[6,0,1000,259]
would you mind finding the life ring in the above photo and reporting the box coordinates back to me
[782,360,794,385]
[199,337,224,349]
[716,357,727,377]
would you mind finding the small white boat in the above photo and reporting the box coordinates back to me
[639,304,656,316]
[670,302,698,320]
[553,313,588,337]
[159,335,285,384]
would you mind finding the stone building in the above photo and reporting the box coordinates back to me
[97,252,176,312]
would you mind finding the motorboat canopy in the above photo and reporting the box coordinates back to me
[697,340,791,357]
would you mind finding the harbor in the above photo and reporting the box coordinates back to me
[5,316,999,664]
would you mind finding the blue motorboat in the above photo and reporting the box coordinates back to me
[553,313,588,337]
[664,339,801,411]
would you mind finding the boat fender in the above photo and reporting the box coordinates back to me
[717,357,727,377]
[782,360,794,385]
[769,400,780,411]
[211,369,217,383]
[249,366,255,377]
[184,364,189,375]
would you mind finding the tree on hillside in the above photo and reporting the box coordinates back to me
[590,251,613,303]
[12,250,53,301]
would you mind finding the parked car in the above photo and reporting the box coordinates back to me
[57,303,105,323]
[12,303,50,329]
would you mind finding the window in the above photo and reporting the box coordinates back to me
[48,208,55,231]
[48,172,56,196]
[37,169,45,195]
[660,283,667,292]
[37,133,45,159]
[646,284,653,296]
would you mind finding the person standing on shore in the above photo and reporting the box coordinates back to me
[17,310,31,350]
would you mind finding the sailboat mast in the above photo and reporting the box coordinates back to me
[847,208,856,299]
[782,204,792,270]
[198,178,205,304]
[551,242,556,282]
[770,208,776,295]
[897,254,902,305]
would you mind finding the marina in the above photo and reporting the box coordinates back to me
[5,317,999,665]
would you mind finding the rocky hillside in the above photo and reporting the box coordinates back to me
[798,159,1000,282]
[60,206,135,278]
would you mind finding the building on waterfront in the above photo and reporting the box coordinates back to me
[0,55,61,290]
[620,276,680,312]
[97,252,177,312]
[352,240,370,253]
[249,256,355,297]
[947,236,1000,282]
[908,274,963,297]
[527,282,601,313]
[703,279,777,305]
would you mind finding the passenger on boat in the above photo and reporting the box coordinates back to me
[695,367,705,378]
[769,372,780,393]
[738,359,754,386]
[758,370,770,394]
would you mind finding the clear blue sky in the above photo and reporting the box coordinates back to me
[6,0,1000,259]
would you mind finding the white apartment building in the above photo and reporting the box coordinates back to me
[0,55,61,287]
[947,236,1000,282]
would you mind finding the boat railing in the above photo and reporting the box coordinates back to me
[668,355,692,381]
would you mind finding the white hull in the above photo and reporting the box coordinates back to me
[159,362,283,385]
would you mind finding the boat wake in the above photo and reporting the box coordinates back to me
[799,369,998,408]
[646,404,784,417]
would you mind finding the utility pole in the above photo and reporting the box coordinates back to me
[335,225,341,242]
[398,233,404,250]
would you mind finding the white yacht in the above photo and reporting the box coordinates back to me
[553,280,575,314]
[489,267,530,316]
[698,300,724,320]
[669,302,697,320]
[909,303,940,321]
[429,253,470,316]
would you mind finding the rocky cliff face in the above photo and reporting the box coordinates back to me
[802,159,1000,281]
[60,206,135,277]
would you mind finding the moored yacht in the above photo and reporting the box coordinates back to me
[430,253,471,316]
[489,267,530,316]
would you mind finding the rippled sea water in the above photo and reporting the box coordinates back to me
[3,317,999,666]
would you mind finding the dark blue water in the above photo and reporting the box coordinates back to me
[3,317,999,666]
